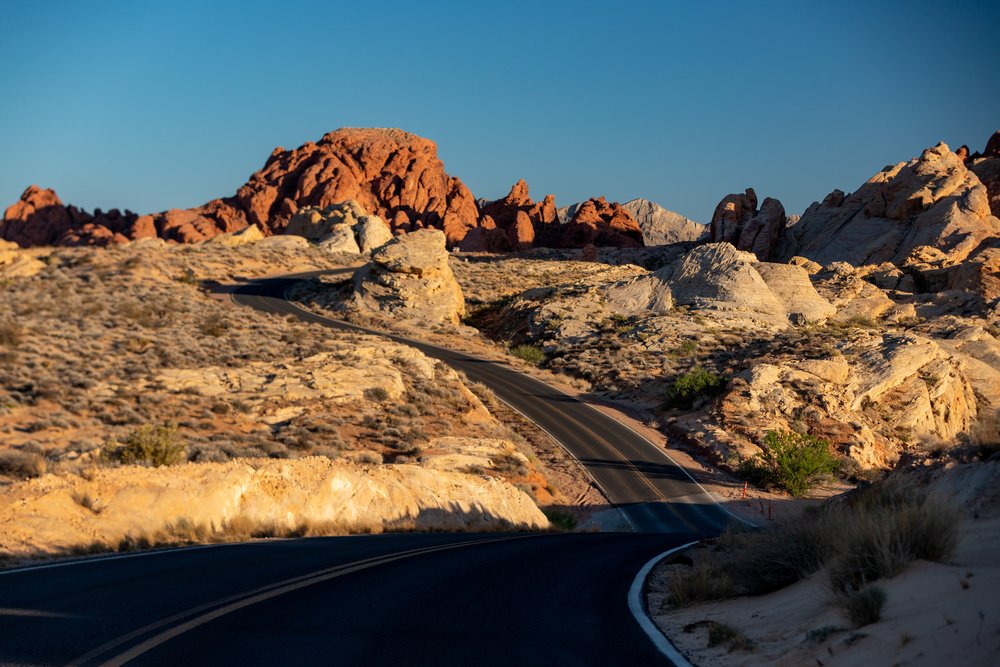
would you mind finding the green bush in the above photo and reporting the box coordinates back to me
[841,586,886,627]
[543,509,577,532]
[665,367,726,408]
[741,430,839,496]
[510,344,545,365]
[103,423,187,467]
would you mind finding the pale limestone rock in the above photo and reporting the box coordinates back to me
[317,225,361,254]
[754,262,837,323]
[206,224,265,247]
[784,143,1000,268]
[666,243,789,326]
[348,229,465,324]
[353,214,392,253]
[0,239,45,278]
[0,457,548,556]
[419,437,528,472]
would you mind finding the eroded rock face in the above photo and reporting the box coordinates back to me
[234,128,480,246]
[785,142,1000,267]
[469,180,557,252]
[709,188,786,261]
[1,186,140,247]
[285,201,392,255]
[622,198,707,246]
[348,229,465,324]
[969,130,1000,219]
[554,196,644,248]
[0,456,548,556]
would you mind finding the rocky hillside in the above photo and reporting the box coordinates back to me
[1,129,647,252]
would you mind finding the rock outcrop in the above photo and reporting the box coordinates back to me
[553,196,644,248]
[0,456,548,556]
[601,242,835,326]
[709,188,786,261]
[784,142,1000,268]
[622,198,707,246]
[348,229,465,324]
[968,130,1000,219]
[284,201,392,255]
[469,179,558,252]
[0,186,145,247]
[233,128,480,246]
[0,239,45,278]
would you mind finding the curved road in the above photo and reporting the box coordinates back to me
[0,269,742,666]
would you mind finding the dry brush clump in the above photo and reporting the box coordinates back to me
[662,475,959,614]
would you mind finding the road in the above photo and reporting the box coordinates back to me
[0,269,741,666]
[232,270,739,535]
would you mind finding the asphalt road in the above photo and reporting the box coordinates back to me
[232,270,740,535]
[0,268,740,666]
[0,532,695,665]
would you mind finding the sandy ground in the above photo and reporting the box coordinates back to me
[647,462,1000,666]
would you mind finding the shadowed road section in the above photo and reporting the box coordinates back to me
[0,533,695,665]
[233,270,739,535]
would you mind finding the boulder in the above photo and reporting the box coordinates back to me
[348,229,465,324]
[354,214,393,253]
[206,224,265,247]
[317,225,361,254]
[0,239,45,278]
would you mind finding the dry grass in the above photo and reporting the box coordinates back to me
[662,475,960,606]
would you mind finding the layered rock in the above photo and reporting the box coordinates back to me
[784,142,1000,268]
[347,229,465,324]
[709,188,786,260]
[968,130,1000,219]
[622,198,707,246]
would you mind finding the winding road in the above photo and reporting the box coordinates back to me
[0,270,742,666]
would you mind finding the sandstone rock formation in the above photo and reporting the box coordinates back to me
[468,179,558,252]
[0,456,548,556]
[205,224,265,247]
[234,128,480,246]
[284,201,392,255]
[0,186,144,246]
[709,188,786,261]
[553,196,644,248]
[968,130,1000,219]
[348,229,465,324]
[784,142,1000,268]
[622,198,707,246]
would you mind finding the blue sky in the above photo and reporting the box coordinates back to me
[1,0,998,223]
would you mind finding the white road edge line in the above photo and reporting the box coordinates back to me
[0,542,234,577]
[628,540,699,667]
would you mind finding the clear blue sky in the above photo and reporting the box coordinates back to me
[2,0,998,223]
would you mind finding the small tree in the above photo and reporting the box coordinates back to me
[741,430,838,496]
[665,367,726,408]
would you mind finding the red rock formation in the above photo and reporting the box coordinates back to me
[0,186,141,247]
[970,130,1000,219]
[709,188,786,261]
[550,197,644,248]
[985,130,1000,158]
[469,179,558,251]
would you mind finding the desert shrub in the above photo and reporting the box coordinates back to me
[102,423,186,467]
[665,560,734,607]
[828,491,959,593]
[665,367,726,408]
[510,344,545,365]
[0,320,22,347]
[841,586,886,627]
[0,449,47,479]
[969,411,1000,460]
[741,430,839,496]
